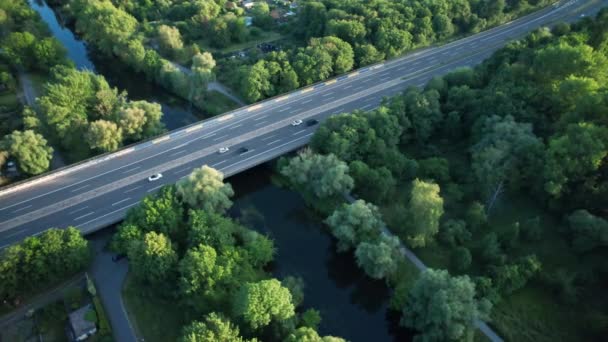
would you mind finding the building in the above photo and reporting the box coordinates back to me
[243,0,255,10]
[67,304,97,341]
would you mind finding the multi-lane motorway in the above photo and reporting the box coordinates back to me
[0,0,606,248]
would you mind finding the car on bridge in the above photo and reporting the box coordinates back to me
[219,147,230,154]
[291,119,303,126]
[148,173,163,181]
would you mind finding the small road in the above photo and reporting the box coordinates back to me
[89,231,138,342]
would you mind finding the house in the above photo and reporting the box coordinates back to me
[243,0,255,10]
[68,304,97,341]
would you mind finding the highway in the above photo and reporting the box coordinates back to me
[0,0,606,248]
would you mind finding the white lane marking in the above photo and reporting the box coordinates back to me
[325,96,336,101]
[79,202,140,228]
[175,167,191,174]
[301,99,313,104]
[254,121,268,127]
[380,76,391,81]
[278,106,292,112]
[343,84,353,89]
[322,92,335,97]
[74,211,95,221]
[112,198,132,206]
[122,166,141,174]
[361,104,375,111]
[5,229,25,238]
[213,134,229,142]
[202,132,216,138]
[267,139,282,145]
[69,206,89,215]
[261,135,277,141]
[172,143,189,150]
[254,115,268,121]
[70,184,91,193]
[231,124,243,129]
[293,129,308,136]
[170,149,188,157]
[12,205,33,213]
[124,185,143,194]
[354,86,365,92]
[212,160,227,167]
[147,184,165,193]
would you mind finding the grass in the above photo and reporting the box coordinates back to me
[202,90,240,116]
[122,273,187,342]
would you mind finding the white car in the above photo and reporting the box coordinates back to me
[148,173,163,182]
[218,147,230,154]
[291,119,303,126]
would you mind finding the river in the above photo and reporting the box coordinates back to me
[28,0,411,340]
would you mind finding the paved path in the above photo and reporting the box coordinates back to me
[344,194,503,342]
[89,232,138,342]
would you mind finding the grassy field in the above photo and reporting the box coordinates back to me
[202,90,240,117]
[122,273,187,342]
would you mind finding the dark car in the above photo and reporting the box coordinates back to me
[306,119,319,126]
[238,147,249,154]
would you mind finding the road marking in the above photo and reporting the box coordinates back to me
[322,92,335,97]
[217,114,234,122]
[79,202,140,227]
[361,104,375,111]
[70,184,91,192]
[278,106,292,112]
[152,136,170,144]
[325,79,337,85]
[174,167,191,175]
[354,86,365,92]
[185,124,203,133]
[112,198,132,206]
[247,104,263,112]
[293,129,308,136]
[147,184,165,193]
[267,139,282,145]
[254,115,268,121]
[69,206,89,215]
[122,166,141,174]
[254,121,268,127]
[170,149,188,157]
[5,229,25,239]
[301,87,313,93]
[370,63,385,70]
[275,95,289,102]
[231,124,243,129]
[202,132,216,138]
[261,135,276,141]
[380,76,391,81]
[301,99,313,104]
[343,84,353,89]
[12,205,32,213]
[212,160,227,167]
[213,134,229,142]
[74,211,95,221]
[124,185,142,194]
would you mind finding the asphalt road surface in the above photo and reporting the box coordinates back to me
[0,0,606,248]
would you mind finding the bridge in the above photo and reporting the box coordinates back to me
[0,0,605,248]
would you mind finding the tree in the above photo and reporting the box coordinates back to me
[490,255,541,294]
[309,36,355,75]
[349,161,395,204]
[401,179,444,248]
[234,279,295,329]
[354,44,385,67]
[355,235,401,279]
[282,276,305,308]
[401,87,443,143]
[110,224,141,254]
[292,47,333,85]
[466,202,487,231]
[33,38,67,71]
[128,231,178,285]
[567,210,608,253]
[118,105,147,141]
[180,312,244,342]
[187,210,237,249]
[285,327,345,342]
[242,230,275,268]
[86,120,123,152]
[325,200,383,252]
[176,166,234,213]
[402,269,491,341]
[251,1,272,29]
[439,219,471,247]
[452,246,472,272]
[124,186,183,237]
[1,130,53,175]
[178,244,220,295]
[280,149,353,199]
[158,25,183,55]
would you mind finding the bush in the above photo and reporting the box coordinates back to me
[452,246,472,272]
[93,296,112,336]
[439,219,471,247]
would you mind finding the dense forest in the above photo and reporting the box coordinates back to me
[111,166,345,341]
[279,10,608,342]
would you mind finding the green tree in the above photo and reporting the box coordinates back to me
[280,149,354,199]
[86,120,123,152]
[234,279,295,329]
[402,269,491,341]
[354,44,385,67]
[110,224,141,254]
[1,130,53,175]
[355,235,401,279]
[325,200,383,252]
[401,179,444,248]
[567,210,608,253]
[180,312,244,342]
[176,166,234,213]
[124,186,183,237]
[452,246,472,272]
[490,255,541,294]
[158,25,183,55]
[128,231,178,285]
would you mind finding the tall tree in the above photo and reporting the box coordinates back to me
[128,231,178,286]
[325,200,383,252]
[176,166,234,213]
[401,179,444,248]
[1,130,53,175]
[233,279,295,329]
